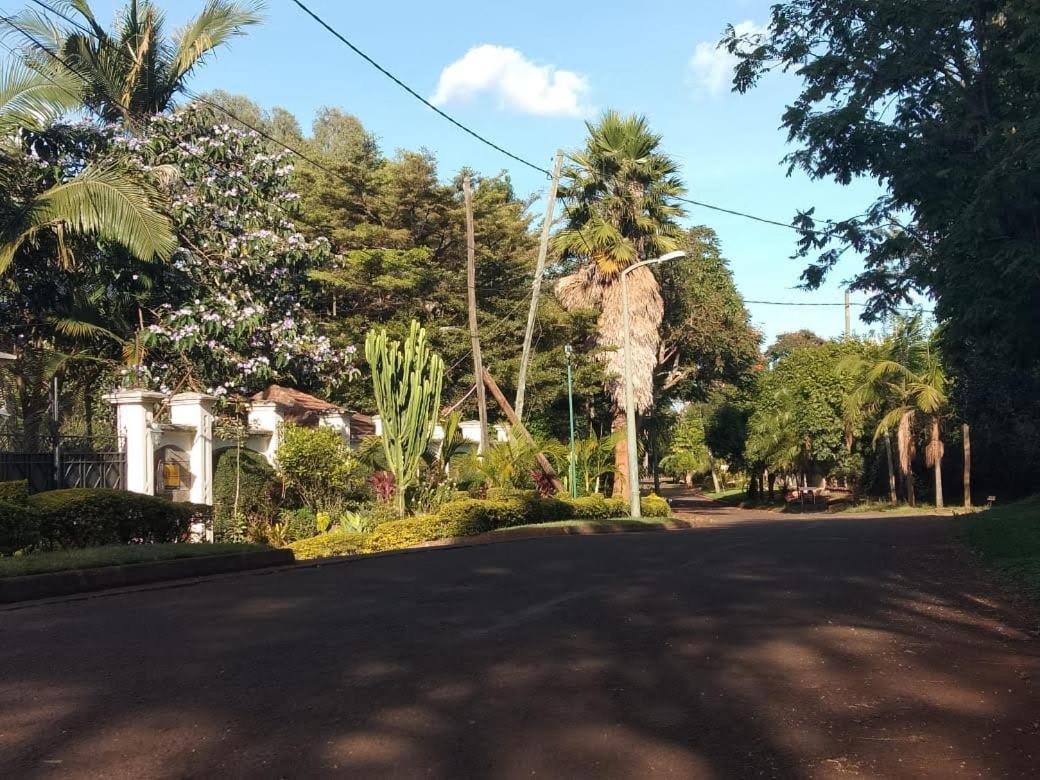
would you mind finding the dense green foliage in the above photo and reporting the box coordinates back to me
[725,0,1040,495]
[0,500,41,555]
[26,488,203,549]
[0,480,29,504]
[275,424,366,513]
[212,447,279,541]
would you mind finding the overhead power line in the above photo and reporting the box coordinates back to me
[289,0,552,178]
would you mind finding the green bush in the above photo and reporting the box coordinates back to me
[288,530,367,560]
[27,489,195,549]
[0,479,29,505]
[641,493,671,517]
[0,500,41,555]
[363,513,461,553]
[276,424,368,513]
[213,448,279,542]
[278,507,318,543]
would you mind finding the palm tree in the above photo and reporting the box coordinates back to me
[857,317,948,508]
[5,0,262,124]
[553,112,684,499]
[0,60,176,274]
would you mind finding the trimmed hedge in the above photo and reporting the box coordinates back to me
[0,480,29,505]
[26,489,200,550]
[213,448,280,541]
[0,500,41,555]
[291,492,675,560]
[641,493,671,517]
[288,530,367,560]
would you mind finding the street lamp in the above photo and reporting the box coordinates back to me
[621,250,687,517]
[565,345,578,498]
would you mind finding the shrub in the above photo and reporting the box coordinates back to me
[27,489,194,549]
[278,507,318,543]
[363,513,460,553]
[641,493,671,517]
[276,424,367,513]
[0,479,29,505]
[288,530,367,560]
[562,494,611,519]
[213,448,279,542]
[0,500,41,555]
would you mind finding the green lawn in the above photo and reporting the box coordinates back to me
[493,517,678,534]
[963,496,1040,601]
[0,543,270,578]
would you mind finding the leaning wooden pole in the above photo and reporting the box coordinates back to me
[482,367,565,494]
[463,175,490,454]
[514,150,564,422]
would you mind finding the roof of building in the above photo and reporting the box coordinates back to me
[250,384,374,438]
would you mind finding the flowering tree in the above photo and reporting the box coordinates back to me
[120,108,355,395]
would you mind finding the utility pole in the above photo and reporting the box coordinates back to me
[565,345,577,498]
[463,175,489,454]
[514,150,564,422]
[844,290,852,339]
[962,422,972,509]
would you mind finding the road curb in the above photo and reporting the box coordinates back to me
[0,549,294,604]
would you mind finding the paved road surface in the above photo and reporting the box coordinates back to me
[1,502,1037,778]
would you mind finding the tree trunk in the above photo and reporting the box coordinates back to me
[906,471,916,507]
[710,465,721,494]
[767,471,776,502]
[962,423,972,509]
[931,417,944,509]
[684,471,693,487]
[883,432,897,504]
[612,410,629,500]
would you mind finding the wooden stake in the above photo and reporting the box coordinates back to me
[463,175,489,454]
[482,367,565,494]
[514,150,564,422]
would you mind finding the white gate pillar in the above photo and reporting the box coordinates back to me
[170,392,217,506]
[107,390,165,496]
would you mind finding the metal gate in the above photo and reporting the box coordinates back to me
[0,430,125,493]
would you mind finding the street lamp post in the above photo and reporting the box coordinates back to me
[565,345,578,498]
[621,250,687,517]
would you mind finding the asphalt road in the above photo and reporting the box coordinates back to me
[1,507,1038,778]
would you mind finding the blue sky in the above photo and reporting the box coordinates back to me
[87,0,886,345]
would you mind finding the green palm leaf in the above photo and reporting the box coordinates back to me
[0,60,81,137]
[171,1,264,83]
[0,164,176,273]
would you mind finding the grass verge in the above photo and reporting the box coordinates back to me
[963,496,1040,602]
[0,543,270,579]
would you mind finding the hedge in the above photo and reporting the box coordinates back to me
[0,480,29,505]
[0,500,41,555]
[26,489,203,550]
[213,448,280,540]
[291,492,673,560]
[288,530,367,560]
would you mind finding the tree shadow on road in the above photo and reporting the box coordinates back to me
[1,515,1038,777]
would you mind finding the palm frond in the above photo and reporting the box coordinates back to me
[171,1,263,83]
[0,59,81,136]
[1,164,177,271]
[50,317,126,344]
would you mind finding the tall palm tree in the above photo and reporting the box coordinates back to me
[857,316,948,508]
[5,0,262,124]
[553,112,684,498]
[0,60,175,274]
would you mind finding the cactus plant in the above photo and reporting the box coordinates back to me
[366,321,445,516]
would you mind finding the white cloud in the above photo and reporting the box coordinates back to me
[431,45,589,117]
[689,21,767,95]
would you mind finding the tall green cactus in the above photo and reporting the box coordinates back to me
[366,320,445,516]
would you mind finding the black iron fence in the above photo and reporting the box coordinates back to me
[0,429,126,493]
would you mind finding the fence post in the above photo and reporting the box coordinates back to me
[107,390,165,496]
